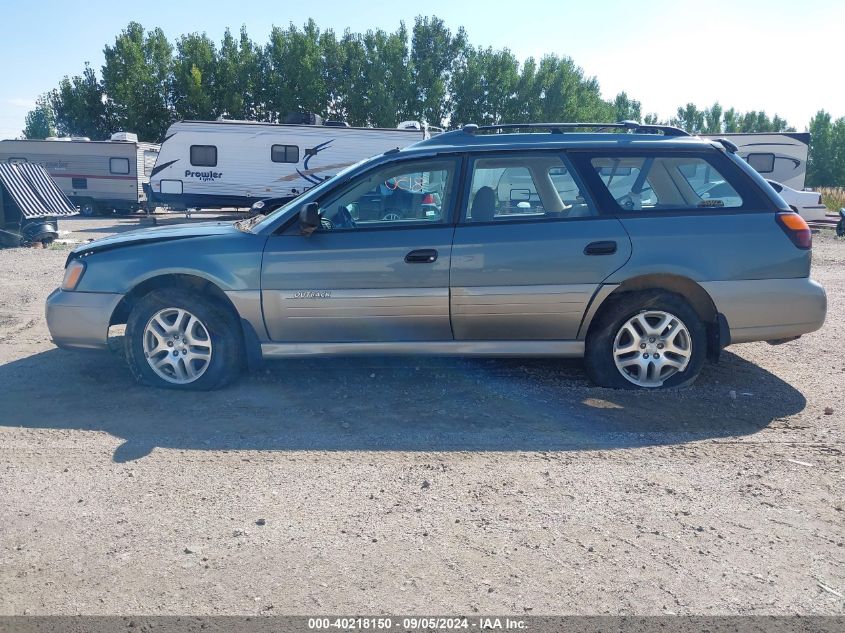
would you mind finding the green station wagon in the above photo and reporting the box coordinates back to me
[46,121,827,390]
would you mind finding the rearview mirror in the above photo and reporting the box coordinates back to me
[299,202,320,236]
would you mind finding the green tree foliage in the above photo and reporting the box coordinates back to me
[171,33,217,120]
[358,25,413,127]
[806,110,845,187]
[264,19,328,121]
[26,16,843,184]
[214,27,264,120]
[613,92,642,123]
[101,22,173,140]
[22,94,56,139]
[50,63,112,139]
[409,16,466,126]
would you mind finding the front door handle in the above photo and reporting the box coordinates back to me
[584,240,617,256]
[405,249,438,264]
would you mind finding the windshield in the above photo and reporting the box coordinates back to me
[248,157,373,233]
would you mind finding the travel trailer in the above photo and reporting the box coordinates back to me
[147,118,434,210]
[702,132,810,190]
[0,133,159,216]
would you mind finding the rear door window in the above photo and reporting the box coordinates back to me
[587,155,745,212]
[464,153,595,223]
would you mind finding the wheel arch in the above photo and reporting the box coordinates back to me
[581,274,728,361]
[110,273,263,370]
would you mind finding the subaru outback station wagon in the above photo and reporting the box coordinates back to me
[46,121,826,390]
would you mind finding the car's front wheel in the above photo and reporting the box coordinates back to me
[585,290,706,389]
[124,288,243,390]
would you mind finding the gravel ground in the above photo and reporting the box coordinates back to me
[0,215,843,616]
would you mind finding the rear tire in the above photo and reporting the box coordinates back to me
[124,288,243,390]
[585,290,706,389]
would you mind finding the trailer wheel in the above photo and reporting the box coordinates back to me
[80,202,96,217]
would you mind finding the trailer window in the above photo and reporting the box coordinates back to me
[190,145,217,167]
[110,157,130,175]
[746,153,775,173]
[72,178,87,189]
[271,145,299,163]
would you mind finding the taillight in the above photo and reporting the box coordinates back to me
[776,211,811,249]
[422,193,435,204]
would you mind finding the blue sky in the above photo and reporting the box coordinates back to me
[0,0,842,138]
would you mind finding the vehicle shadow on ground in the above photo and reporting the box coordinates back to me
[1,347,805,462]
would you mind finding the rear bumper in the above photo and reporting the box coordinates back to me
[45,288,123,350]
[796,205,829,222]
[702,278,826,344]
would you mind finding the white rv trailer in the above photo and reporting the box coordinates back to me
[147,119,433,210]
[0,133,159,215]
[702,132,810,190]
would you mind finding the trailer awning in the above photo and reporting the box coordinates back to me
[0,162,77,218]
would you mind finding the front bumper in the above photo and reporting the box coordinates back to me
[701,278,827,344]
[45,288,124,350]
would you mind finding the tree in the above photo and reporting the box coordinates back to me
[703,102,723,134]
[171,32,217,120]
[264,20,328,121]
[450,46,519,125]
[359,25,413,127]
[806,110,845,187]
[51,63,113,139]
[214,27,264,120]
[613,92,642,123]
[102,22,173,141]
[671,103,705,133]
[409,16,466,126]
[23,94,57,138]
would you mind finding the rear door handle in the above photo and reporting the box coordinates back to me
[405,249,438,263]
[584,240,617,256]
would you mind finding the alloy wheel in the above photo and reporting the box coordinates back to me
[142,307,213,384]
[612,310,692,388]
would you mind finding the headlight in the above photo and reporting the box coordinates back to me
[252,200,265,210]
[61,259,86,291]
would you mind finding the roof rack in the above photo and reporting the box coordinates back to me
[460,121,690,137]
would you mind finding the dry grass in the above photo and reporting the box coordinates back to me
[818,186,845,211]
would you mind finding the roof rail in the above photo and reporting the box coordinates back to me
[460,121,690,137]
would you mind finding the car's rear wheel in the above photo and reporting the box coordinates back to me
[124,288,243,390]
[585,290,706,389]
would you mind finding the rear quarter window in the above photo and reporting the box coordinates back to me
[574,150,772,214]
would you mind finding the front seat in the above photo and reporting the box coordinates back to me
[470,186,496,222]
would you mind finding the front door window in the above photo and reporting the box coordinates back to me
[316,158,458,230]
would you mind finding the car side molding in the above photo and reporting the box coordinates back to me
[260,340,585,358]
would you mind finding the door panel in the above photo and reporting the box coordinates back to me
[261,228,454,342]
[451,219,631,340]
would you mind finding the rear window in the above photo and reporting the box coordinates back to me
[190,145,217,167]
[589,155,744,212]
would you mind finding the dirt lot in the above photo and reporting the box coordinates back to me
[0,215,843,616]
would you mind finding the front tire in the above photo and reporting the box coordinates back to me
[585,290,706,389]
[124,288,243,390]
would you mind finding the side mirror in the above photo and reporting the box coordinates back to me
[299,202,320,236]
